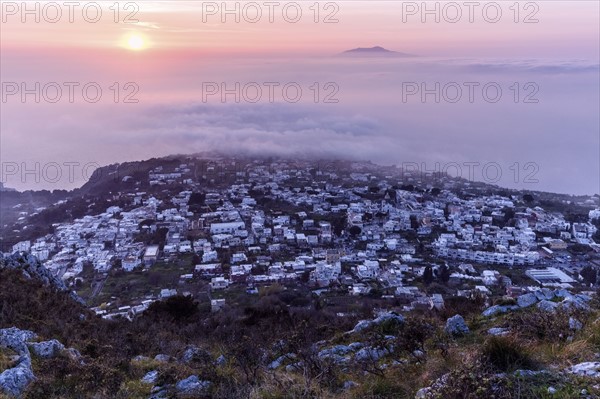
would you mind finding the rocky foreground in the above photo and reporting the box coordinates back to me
[2,254,600,398]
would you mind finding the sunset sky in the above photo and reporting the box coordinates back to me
[2,1,599,56]
[1,1,599,194]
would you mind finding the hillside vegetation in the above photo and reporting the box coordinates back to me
[2,261,600,398]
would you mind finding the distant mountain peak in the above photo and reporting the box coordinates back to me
[345,46,390,53]
[340,46,416,57]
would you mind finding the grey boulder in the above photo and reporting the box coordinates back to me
[28,339,65,359]
[569,317,583,331]
[0,328,37,355]
[354,346,393,362]
[517,293,538,308]
[141,370,158,384]
[488,327,510,336]
[175,375,210,395]
[445,315,470,337]
[567,362,600,378]
[482,305,518,317]
[0,328,38,397]
[154,354,170,362]
[537,300,559,312]
[0,360,35,398]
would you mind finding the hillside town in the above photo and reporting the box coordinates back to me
[5,158,600,319]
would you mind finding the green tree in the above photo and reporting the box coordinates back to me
[580,266,597,285]
[423,265,434,285]
[349,225,362,237]
[438,264,451,284]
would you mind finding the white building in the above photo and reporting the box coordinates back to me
[122,256,141,271]
[210,277,229,289]
[202,250,218,263]
[526,268,575,285]
[210,221,245,235]
[12,240,31,253]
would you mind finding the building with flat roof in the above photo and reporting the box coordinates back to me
[144,245,159,265]
[210,221,245,235]
[526,267,575,285]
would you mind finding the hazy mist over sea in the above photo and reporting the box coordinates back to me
[1,1,598,194]
[2,55,598,194]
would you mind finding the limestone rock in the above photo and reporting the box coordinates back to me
[28,339,65,359]
[537,300,559,312]
[569,317,583,331]
[517,293,539,308]
[0,328,37,355]
[154,354,170,362]
[215,355,226,366]
[350,312,404,333]
[175,375,210,395]
[482,305,518,317]
[567,362,600,378]
[0,361,35,398]
[0,328,38,397]
[0,252,84,305]
[181,346,210,364]
[445,315,470,337]
[318,345,353,359]
[141,370,158,384]
[354,346,393,362]
[488,327,510,336]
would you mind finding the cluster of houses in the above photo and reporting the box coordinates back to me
[6,158,600,318]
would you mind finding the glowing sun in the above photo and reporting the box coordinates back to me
[126,34,146,51]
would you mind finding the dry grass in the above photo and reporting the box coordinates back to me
[248,370,335,399]
[514,310,600,370]
[0,347,16,371]
[115,380,152,399]
[546,339,594,367]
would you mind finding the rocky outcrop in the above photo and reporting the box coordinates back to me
[215,354,226,366]
[537,300,559,312]
[0,328,36,397]
[175,375,211,395]
[0,359,35,398]
[1,327,76,397]
[534,288,556,302]
[415,373,450,398]
[569,317,583,331]
[318,345,354,360]
[141,370,158,384]
[28,340,65,359]
[268,353,296,370]
[354,346,393,362]
[444,315,470,337]
[561,295,591,311]
[517,293,538,308]
[482,289,592,317]
[149,375,211,399]
[0,252,84,305]
[349,312,404,334]
[148,385,169,399]
[0,328,36,355]
[351,320,373,333]
[181,346,211,364]
[488,327,510,336]
[154,354,170,362]
[566,362,600,378]
[482,305,519,317]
